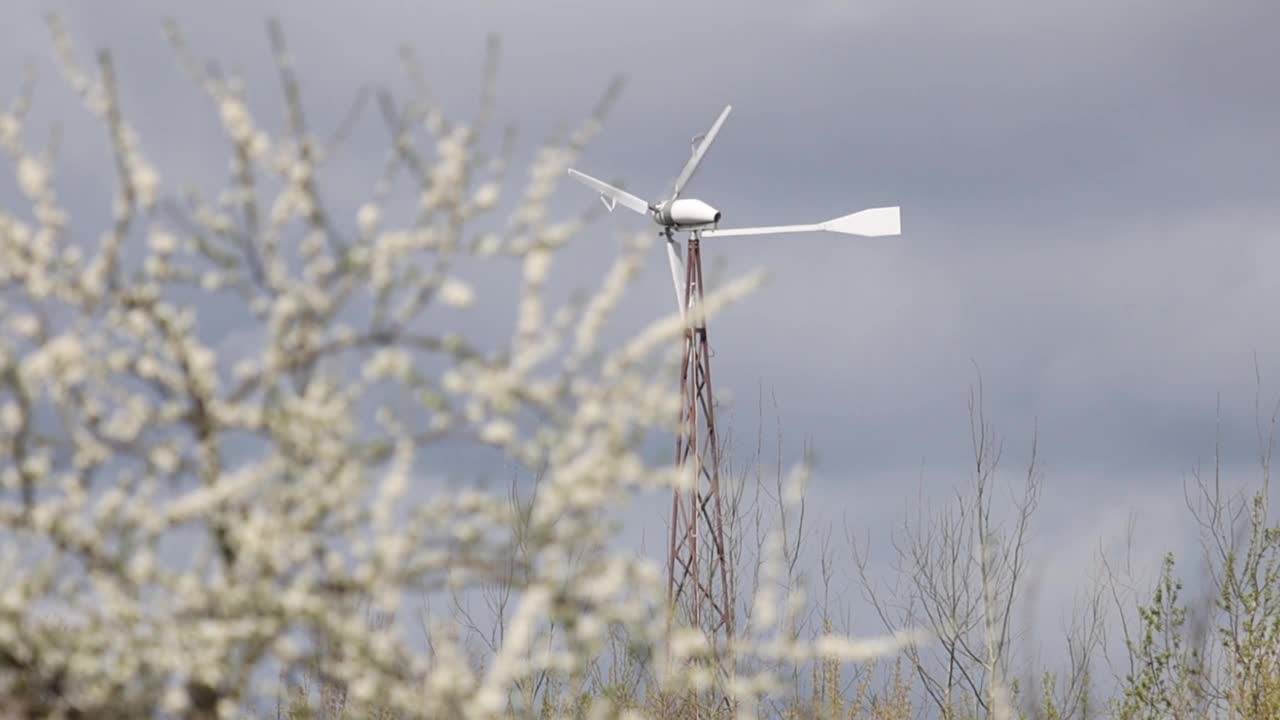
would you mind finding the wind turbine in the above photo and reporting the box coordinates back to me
[567,104,902,645]
[569,105,900,313]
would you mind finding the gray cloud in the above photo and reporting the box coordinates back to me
[4,0,1279,677]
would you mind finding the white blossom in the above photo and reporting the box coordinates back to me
[219,97,254,143]
[479,418,516,446]
[356,202,382,236]
[0,402,21,433]
[471,182,500,210]
[148,229,178,255]
[149,445,180,474]
[0,113,17,145]
[523,248,552,285]
[438,276,475,307]
[8,313,40,338]
[16,156,48,198]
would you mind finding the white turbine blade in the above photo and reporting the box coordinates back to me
[670,105,732,200]
[820,206,901,237]
[701,207,902,239]
[666,238,687,314]
[566,169,651,215]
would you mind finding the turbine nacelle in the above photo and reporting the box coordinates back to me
[655,198,721,229]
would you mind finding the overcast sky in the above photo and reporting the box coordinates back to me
[4,0,1280,677]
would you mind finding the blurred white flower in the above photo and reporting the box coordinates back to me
[438,277,475,307]
[8,314,40,338]
[471,182,500,210]
[0,402,21,434]
[356,203,382,236]
[16,156,47,198]
[148,229,178,255]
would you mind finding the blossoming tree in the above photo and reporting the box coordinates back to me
[0,17,913,720]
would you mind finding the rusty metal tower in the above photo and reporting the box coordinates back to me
[667,229,734,642]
